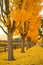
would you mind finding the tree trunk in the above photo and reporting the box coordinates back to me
[7,32,15,61]
[21,37,25,53]
[42,27,43,44]
[26,40,31,50]
[26,40,29,50]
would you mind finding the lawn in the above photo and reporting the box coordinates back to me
[0,45,43,65]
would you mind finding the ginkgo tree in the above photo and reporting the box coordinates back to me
[10,0,42,52]
[0,0,20,61]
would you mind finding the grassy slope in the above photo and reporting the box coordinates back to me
[0,45,43,65]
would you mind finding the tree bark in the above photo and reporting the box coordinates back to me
[26,40,31,50]
[7,31,15,61]
[21,36,25,53]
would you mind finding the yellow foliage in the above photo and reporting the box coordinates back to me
[10,0,42,42]
[27,17,41,42]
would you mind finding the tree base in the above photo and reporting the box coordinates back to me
[21,50,25,53]
[8,58,16,61]
[26,47,28,50]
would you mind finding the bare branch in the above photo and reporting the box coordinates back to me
[2,9,7,15]
[0,18,4,23]
[0,25,8,35]
[1,0,6,23]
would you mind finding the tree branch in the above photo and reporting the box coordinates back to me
[0,25,8,35]
[11,20,16,33]
[3,9,7,15]
[16,21,21,29]
[1,0,6,23]
[0,18,4,23]
[12,21,21,33]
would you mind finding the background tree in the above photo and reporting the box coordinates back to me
[38,19,43,44]
[10,0,42,52]
[18,20,30,52]
[41,19,43,43]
